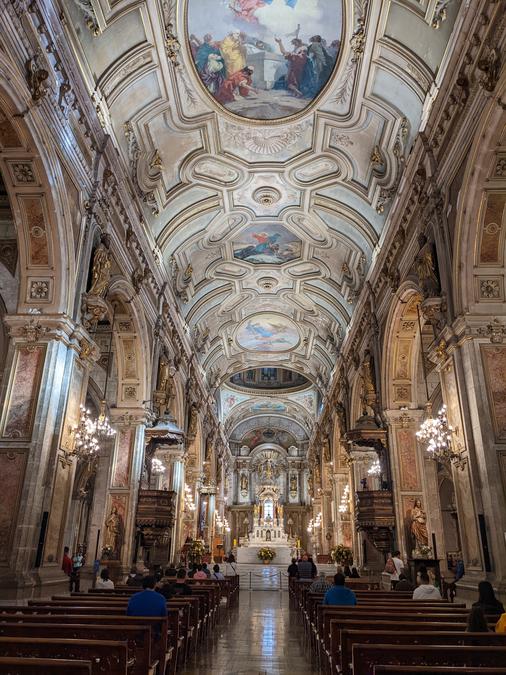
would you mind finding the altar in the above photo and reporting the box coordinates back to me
[236,476,294,565]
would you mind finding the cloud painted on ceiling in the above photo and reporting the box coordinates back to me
[236,313,300,351]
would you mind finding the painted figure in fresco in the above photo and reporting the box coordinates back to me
[88,234,111,298]
[104,506,122,557]
[193,34,223,72]
[217,66,257,104]
[411,498,429,548]
[274,37,309,98]
[220,31,247,75]
[235,232,282,261]
[307,35,334,91]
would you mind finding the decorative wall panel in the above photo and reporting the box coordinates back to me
[1,345,46,440]
[0,450,27,564]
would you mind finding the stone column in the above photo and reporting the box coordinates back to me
[99,410,147,575]
[384,409,430,560]
[444,331,506,598]
[0,315,97,588]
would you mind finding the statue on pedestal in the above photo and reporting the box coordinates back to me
[104,506,123,559]
[411,498,429,549]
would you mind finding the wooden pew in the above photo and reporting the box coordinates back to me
[352,644,506,675]
[0,657,92,674]
[0,609,172,675]
[0,622,153,675]
[341,630,506,675]
[0,637,128,675]
[374,668,506,674]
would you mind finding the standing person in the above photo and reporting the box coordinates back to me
[297,554,313,579]
[212,564,225,580]
[323,573,357,606]
[274,37,308,98]
[287,558,298,578]
[472,581,505,615]
[413,572,442,600]
[70,546,85,592]
[96,568,114,589]
[62,546,72,578]
[308,556,318,579]
[390,550,404,589]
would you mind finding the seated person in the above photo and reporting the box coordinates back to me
[127,576,167,617]
[323,573,357,606]
[157,567,177,599]
[472,580,505,615]
[125,566,143,586]
[193,564,208,579]
[96,567,114,589]
[212,564,225,580]
[202,562,211,578]
[171,568,193,595]
[395,573,415,592]
[309,571,331,594]
[413,572,442,600]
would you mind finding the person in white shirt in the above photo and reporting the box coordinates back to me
[96,567,115,589]
[413,572,441,600]
[390,550,404,587]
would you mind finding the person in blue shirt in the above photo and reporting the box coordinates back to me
[127,576,167,617]
[323,572,357,606]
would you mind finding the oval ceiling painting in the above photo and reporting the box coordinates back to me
[187,0,344,121]
[236,313,300,351]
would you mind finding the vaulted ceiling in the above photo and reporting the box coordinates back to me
[64,0,460,439]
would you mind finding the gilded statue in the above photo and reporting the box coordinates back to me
[88,234,111,298]
[411,498,429,549]
[278,504,284,522]
[104,505,122,557]
[254,503,259,523]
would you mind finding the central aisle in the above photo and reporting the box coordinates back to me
[182,589,319,674]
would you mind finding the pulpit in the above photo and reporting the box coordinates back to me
[355,489,395,552]
[135,489,176,565]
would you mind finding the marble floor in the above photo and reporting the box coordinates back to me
[181,590,319,675]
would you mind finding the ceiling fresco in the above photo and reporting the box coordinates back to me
[187,0,344,120]
[63,0,461,453]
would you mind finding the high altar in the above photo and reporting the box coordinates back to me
[237,480,294,564]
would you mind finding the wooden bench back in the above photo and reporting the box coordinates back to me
[0,657,92,674]
[0,637,128,675]
[341,630,506,675]
[373,667,506,674]
[353,644,506,675]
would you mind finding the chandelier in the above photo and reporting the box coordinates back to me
[368,459,381,476]
[307,511,322,533]
[95,400,116,438]
[416,404,459,462]
[184,483,196,511]
[73,405,100,459]
[215,513,230,532]
[339,484,350,513]
[151,457,165,474]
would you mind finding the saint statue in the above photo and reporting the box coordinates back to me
[254,503,259,523]
[415,240,440,298]
[290,474,297,493]
[263,458,273,481]
[278,504,284,523]
[411,498,429,549]
[240,473,248,492]
[88,234,111,298]
[104,506,122,557]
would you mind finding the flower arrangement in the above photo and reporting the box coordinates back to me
[257,547,276,562]
[188,539,206,563]
[414,544,433,558]
[330,544,353,566]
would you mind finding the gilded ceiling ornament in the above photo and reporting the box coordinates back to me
[431,1,454,30]
[477,45,500,93]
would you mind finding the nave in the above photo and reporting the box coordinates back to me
[181,590,318,675]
